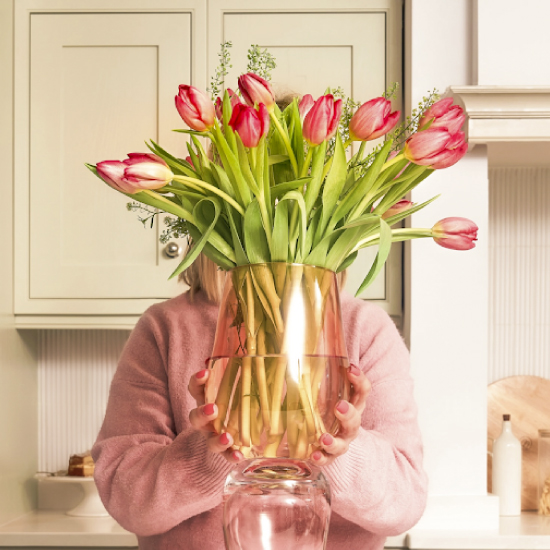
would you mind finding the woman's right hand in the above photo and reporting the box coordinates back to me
[188,369,244,463]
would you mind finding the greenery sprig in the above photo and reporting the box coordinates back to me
[246,45,277,81]
[208,41,233,99]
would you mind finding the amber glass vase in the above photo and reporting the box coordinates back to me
[205,263,351,460]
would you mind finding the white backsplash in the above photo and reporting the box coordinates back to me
[489,166,550,383]
[38,330,129,472]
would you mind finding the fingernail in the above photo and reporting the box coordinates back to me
[348,364,361,377]
[220,432,231,446]
[312,451,323,461]
[336,400,349,414]
[203,403,216,416]
[196,369,208,380]
[321,433,333,446]
[232,451,243,461]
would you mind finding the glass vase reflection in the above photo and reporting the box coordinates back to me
[223,459,331,550]
[205,263,351,460]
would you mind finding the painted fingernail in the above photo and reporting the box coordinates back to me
[203,403,216,416]
[312,451,323,461]
[232,451,244,461]
[220,432,231,446]
[196,369,208,380]
[336,400,349,414]
[348,364,361,377]
[321,433,333,446]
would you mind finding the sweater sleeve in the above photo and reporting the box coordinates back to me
[91,309,232,537]
[323,301,428,536]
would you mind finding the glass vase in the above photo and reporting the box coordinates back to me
[205,262,351,460]
[223,458,331,550]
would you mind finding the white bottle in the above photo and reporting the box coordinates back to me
[492,414,522,516]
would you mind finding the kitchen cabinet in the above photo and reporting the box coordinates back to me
[13,0,402,328]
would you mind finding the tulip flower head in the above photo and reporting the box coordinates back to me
[298,94,315,121]
[96,153,173,194]
[302,94,342,146]
[404,128,467,169]
[175,85,216,132]
[432,217,478,250]
[418,97,465,135]
[228,103,270,148]
[238,73,275,111]
[349,97,400,142]
[382,200,414,219]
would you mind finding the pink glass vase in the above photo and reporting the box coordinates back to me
[205,263,350,549]
[205,263,351,460]
[223,459,331,550]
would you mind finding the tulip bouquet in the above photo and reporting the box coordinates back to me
[88,53,477,457]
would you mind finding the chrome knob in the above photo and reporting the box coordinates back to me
[164,242,182,259]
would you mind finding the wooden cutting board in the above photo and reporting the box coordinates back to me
[487,375,550,510]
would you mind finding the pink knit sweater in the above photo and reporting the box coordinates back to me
[92,290,428,549]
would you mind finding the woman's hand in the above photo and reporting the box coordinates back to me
[188,369,244,463]
[310,364,372,467]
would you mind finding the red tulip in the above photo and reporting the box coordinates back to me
[302,95,342,146]
[238,73,275,110]
[228,103,270,148]
[185,156,195,169]
[298,94,315,121]
[404,128,467,169]
[382,200,414,219]
[175,85,216,131]
[432,217,478,250]
[96,153,173,194]
[349,97,400,142]
[215,88,241,122]
[418,98,465,135]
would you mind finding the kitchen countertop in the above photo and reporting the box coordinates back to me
[0,511,137,548]
[0,510,549,549]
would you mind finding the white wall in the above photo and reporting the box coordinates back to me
[476,0,550,86]
[405,0,496,530]
[0,0,38,524]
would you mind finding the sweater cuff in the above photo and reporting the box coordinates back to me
[322,428,370,494]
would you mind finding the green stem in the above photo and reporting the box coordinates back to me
[300,146,314,178]
[172,175,245,216]
[270,112,299,177]
[380,152,405,172]
[352,228,433,252]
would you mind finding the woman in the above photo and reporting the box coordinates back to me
[92,254,428,549]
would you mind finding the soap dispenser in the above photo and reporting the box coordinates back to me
[492,414,522,516]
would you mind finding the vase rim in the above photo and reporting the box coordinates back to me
[228,262,336,274]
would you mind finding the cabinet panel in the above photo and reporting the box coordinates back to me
[209,0,402,315]
[14,1,207,320]
[30,13,189,299]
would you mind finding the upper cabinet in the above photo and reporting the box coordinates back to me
[13,0,403,328]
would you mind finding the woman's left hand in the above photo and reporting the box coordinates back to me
[310,364,371,467]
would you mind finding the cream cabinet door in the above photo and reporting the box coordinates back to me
[14,1,207,322]
[208,0,403,317]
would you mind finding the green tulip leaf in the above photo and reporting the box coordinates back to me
[272,200,289,262]
[354,218,392,296]
[168,197,222,279]
[244,199,270,264]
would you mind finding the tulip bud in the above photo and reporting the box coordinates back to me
[404,128,467,169]
[302,95,342,146]
[382,200,414,219]
[238,73,275,110]
[432,217,478,250]
[298,94,315,121]
[96,153,173,194]
[349,97,400,142]
[228,103,270,148]
[175,85,216,131]
[185,156,195,169]
[418,98,465,135]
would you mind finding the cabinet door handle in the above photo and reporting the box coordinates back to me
[164,242,182,258]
